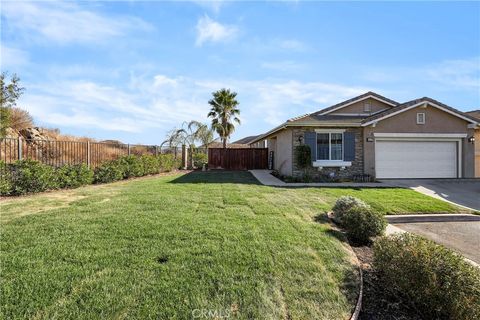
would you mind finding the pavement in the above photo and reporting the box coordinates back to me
[380,179,480,211]
[249,170,391,188]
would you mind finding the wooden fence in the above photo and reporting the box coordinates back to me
[208,148,268,170]
[0,137,182,168]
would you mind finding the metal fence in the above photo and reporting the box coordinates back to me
[0,137,182,168]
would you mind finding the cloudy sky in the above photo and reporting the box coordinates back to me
[1,1,479,144]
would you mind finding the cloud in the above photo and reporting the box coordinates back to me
[0,44,29,67]
[261,60,306,72]
[361,57,480,90]
[191,0,225,14]
[1,1,151,44]
[21,73,367,138]
[277,39,307,52]
[195,15,238,46]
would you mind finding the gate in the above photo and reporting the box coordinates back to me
[208,148,268,170]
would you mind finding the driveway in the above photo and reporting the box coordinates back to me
[393,220,480,264]
[382,179,480,211]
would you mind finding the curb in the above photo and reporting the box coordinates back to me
[326,213,364,320]
[385,214,480,224]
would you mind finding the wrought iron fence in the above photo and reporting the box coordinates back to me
[0,137,182,168]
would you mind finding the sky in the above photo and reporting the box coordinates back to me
[1,0,479,145]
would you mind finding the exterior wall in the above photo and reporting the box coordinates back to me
[250,140,267,148]
[476,129,480,178]
[363,105,475,178]
[267,129,293,176]
[292,127,364,179]
[330,98,392,115]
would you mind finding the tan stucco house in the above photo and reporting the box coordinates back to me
[249,91,479,179]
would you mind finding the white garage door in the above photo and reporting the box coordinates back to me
[375,140,458,179]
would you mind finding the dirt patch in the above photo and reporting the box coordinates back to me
[354,245,422,320]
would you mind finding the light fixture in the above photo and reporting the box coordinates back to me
[468,136,475,144]
[366,137,374,142]
[298,136,304,144]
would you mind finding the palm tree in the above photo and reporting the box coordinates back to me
[207,88,240,149]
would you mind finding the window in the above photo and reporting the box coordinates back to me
[417,112,425,124]
[317,132,343,160]
[364,102,371,112]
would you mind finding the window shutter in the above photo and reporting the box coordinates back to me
[344,132,355,161]
[304,131,317,161]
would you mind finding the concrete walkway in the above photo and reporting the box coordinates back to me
[249,170,390,188]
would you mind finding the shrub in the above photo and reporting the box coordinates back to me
[342,206,386,244]
[93,160,125,184]
[141,155,160,175]
[192,152,208,168]
[294,145,311,169]
[10,159,57,195]
[158,154,177,172]
[120,155,144,178]
[0,163,13,195]
[374,233,480,319]
[56,163,93,189]
[332,196,369,224]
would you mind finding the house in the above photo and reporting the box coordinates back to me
[249,92,479,179]
[232,134,266,148]
[466,110,480,178]
[202,137,251,149]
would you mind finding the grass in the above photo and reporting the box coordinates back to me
[0,171,461,319]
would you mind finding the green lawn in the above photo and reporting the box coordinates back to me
[0,171,461,319]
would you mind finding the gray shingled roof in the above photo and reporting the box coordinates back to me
[232,134,263,144]
[466,110,480,121]
[362,97,479,124]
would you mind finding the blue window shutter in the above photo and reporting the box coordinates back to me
[304,131,317,161]
[344,132,355,161]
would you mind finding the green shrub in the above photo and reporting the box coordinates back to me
[0,163,13,195]
[158,154,177,172]
[10,159,58,195]
[120,155,144,178]
[342,206,386,244]
[56,163,93,189]
[93,160,125,184]
[193,152,208,168]
[332,196,369,224]
[294,145,311,169]
[374,233,480,319]
[141,155,160,175]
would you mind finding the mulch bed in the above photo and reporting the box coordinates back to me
[353,245,422,320]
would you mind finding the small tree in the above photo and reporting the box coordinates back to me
[1,72,25,137]
[295,145,311,179]
[207,88,240,149]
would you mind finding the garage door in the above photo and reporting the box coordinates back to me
[375,140,458,178]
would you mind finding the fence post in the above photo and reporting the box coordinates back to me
[128,144,131,155]
[18,137,23,160]
[182,144,188,169]
[87,141,91,168]
[155,145,158,156]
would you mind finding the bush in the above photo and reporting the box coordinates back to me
[10,159,57,195]
[93,160,125,184]
[158,154,178,172]
[295,145,311,169]
[193,152,208,168]
[56,163,93,189]
[120,155,144,178]
[374,233,480,319]
[342,206,386,244]
[332,196,369,224]
[0,163,13,195]
[141,155,160,175]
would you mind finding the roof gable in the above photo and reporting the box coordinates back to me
[362,97,479,126]
[316,91,399,116]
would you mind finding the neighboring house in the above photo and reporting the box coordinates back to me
[232,135,266,148]
[249,91,479,179]
[466,110,480,178]
[203,137,251,149]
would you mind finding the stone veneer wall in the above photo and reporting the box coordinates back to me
[292,127,364,179]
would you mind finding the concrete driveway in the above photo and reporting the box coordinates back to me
[382,179,480,211]
[393,221,480,264]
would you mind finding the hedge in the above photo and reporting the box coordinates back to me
[0,154,180,196]
[374,233,480,319]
